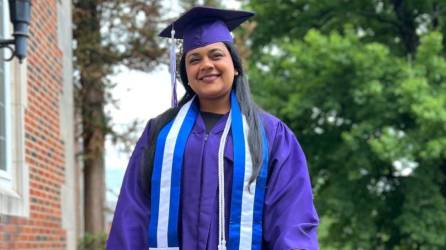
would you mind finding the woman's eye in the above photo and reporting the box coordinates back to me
[188,58,199,64]
[212,54,223,59]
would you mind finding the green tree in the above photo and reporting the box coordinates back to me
[247,0,446,248]
[248,0,446,55]
[250,28,446,249]
[180,0,222,9]
[73,0,164,234]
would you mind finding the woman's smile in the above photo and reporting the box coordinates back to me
[199,73,221,83]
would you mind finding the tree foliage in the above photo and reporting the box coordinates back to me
[73,0,165,234]
[251,27,446,249]
[248,0,446,55]
[247,1,446,247]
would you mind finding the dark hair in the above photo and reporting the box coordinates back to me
[140,42,264,193]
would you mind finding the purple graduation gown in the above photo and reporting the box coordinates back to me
[106,112,319,250]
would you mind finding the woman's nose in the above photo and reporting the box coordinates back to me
[200,57,214,71]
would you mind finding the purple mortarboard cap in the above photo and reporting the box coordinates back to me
[159,6,254,54]
[159,6,253,107]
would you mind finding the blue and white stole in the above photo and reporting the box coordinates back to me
[148,91,269,250]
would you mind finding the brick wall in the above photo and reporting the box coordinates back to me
[0,0,67,249]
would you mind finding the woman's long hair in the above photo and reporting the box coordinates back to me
[140,42,264,194]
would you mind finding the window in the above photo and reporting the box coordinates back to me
[0,0,12,188]
[0,0,29,217]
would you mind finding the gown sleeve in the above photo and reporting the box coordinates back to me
[106,120,153,250]
[263,121,320,250]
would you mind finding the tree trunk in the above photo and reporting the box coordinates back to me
[442,159,446,198]
[83,143,105,234]
[83,146,105,234]
[74,0,108,235]
[82,87,106,234]
[80,66,107,235]
[391,0,419,54]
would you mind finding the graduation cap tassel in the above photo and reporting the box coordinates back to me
[170,27,178,107]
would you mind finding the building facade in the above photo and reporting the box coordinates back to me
[0,0,82,249]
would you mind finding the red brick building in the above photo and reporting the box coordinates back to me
[0,0,82,249]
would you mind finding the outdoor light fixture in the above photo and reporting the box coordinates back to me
[0,0,31,63]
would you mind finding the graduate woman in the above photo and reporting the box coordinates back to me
[107,6,319,250]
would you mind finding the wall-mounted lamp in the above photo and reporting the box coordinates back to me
[0,0,31,63]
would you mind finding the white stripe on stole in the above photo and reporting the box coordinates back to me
[157,99,194,247]
[239,115,257,249]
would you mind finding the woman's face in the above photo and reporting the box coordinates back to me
[185,42,236,102]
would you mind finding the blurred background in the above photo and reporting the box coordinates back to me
[1,0,445,249]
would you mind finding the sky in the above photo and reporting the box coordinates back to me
[105,0,242,203]
[105,66,184,201]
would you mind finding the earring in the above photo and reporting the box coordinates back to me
[235,71,239,76]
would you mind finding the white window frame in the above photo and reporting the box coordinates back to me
[0,0,12,188]
[0,0,29,217]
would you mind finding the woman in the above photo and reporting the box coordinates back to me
[107,6,319,250]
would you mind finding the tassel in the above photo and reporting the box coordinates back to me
[170,27,178,107]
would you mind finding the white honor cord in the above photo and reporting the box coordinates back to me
[218,112,232,250]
